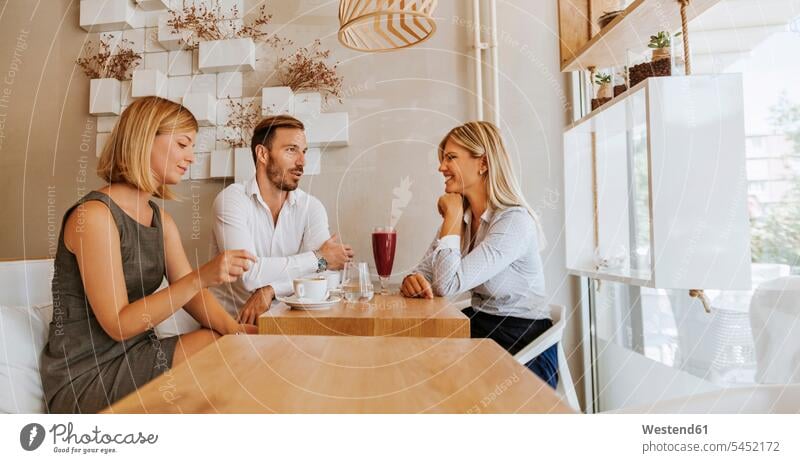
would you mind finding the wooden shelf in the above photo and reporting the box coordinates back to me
[560,0,722,72]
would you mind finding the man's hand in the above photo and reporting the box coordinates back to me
[318,234,354,270]
[238,285,275,325]
[400,273,434,299]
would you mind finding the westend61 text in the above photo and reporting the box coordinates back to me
[642,424,709,435]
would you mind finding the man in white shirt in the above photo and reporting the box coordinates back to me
[210,115,353,324]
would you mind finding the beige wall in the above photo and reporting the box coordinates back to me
[0,0,582,405]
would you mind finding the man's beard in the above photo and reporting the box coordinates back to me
[266,160,302,192]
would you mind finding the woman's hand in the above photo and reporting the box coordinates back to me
[401,273,434,299]
[198,250,257,288]
[437,193,464,219]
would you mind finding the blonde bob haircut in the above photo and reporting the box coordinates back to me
[96,96,198,200]
[438,121,548,250]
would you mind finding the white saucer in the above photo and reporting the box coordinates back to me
[277,295,341,310]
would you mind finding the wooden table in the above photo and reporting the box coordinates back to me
[105,335,573,413]
[258,293,471,338]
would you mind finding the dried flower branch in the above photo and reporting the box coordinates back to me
[274,39,343,102]
[221,98,262,148]
[167,2,290,50]
[76,35,142,80]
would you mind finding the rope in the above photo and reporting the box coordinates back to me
[689,289,711,313]
[679,0,692,75]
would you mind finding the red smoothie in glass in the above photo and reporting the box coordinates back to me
[372,230,397,278]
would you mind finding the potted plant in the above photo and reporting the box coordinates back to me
[215,98,262,181]
[76,34,142,115]
[648,31,680,62]
[594,72,612,99]
[628,31,681,87]
[167,3,290,72]
[274,39,344,104]
[591,72,613,111]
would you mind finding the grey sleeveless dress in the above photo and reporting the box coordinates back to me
[40,191,180,413]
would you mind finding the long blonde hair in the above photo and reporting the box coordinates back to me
[96,96,198,200]
[438,121,547,250]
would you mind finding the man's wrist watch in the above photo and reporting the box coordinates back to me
[313,250,328,273]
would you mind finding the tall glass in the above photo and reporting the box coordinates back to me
[342,262,374,302]
[371,227,397,295]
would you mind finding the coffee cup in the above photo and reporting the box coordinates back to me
[320,270,342,291]
[293,277,329,302]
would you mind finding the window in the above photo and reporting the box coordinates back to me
[582,0,800,411]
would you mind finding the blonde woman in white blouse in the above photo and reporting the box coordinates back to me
[400,121,557,388]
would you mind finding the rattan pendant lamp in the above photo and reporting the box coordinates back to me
[338,0,438,52]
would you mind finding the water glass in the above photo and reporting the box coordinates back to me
[342,262,374,302]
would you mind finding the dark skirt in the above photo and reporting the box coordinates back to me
[462,307,559,389]
[46,331,179,414]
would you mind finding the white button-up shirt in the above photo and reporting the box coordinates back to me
[413,206,548,320]
[209,177,330,316]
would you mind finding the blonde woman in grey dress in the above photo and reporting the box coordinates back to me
[40,97,257,413]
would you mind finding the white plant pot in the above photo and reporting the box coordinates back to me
[89,78,121,116]
[157,12,184,51]
[304,112,349,148]
[210,149,235,178]
[234,147,255,183]
[80,0,135,32]
[199,38,255,73]
[294,92,322,117]
[135,0,170,11]
[182,92,216,126]
[261,86,294,115]
[131,69,167,98]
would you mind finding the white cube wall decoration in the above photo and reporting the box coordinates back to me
[182,92,216,126]
[131,69,167,98]
[189,74,216,95]
[144,51,169,74]
[157,13,184,51]
[134,9,163,28]
[198,38,255,73]
[305,148,321,176]
[294,92,322,117]
[80,0,135,32]
[167,50,193,76]
[210,149,235,178]
[234,147,255,183]
[304,112,349,147]
[262,86,294,115]
[167,75,191,100]
[97,116,119,133]
[190,152,211,180]
[96,133,111,158]
[89,78,121,116]
[216,126,240,146]
[145,27,165,52]
[216,98,240,126]
[217,72,242,98]
[120,80,133,106]
[195,127,216,153]
[122,28,146,53]
[135,0,170,11]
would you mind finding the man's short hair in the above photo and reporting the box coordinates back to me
[250,115,305,165]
